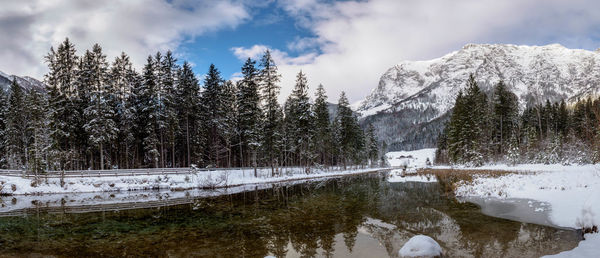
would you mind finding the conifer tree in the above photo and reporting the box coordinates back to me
[313,84,332,166]
[6,80,27,168]
[259,51,283,174]
[237,58,262,173]
[336,92,357,169]
[25,89,49,174]
[82,44,117,170]
[177,62,201,167]
[288,71,314,170]
[491,80,519,156]
[445,74,487,166]
[366,124,379,167]
[134,56,160,168]
[220,80,238,167]
[159,51,179,167]
[0,90,8,168]
[109,52,137,168]
[202,64,225,167]
[44,38,78,169]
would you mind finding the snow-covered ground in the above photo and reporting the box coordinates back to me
[385,148,600,257]
[0,167,384,196]
[450,164,600,258]
[453,164,600,229]
[386,148,436,170]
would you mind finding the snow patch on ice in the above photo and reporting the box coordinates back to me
[388,173,437,183]
[399,235,443,257]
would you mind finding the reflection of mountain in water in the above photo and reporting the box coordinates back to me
[0,174,580,257]
[363,181,581,257]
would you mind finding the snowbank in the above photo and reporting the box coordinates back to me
[398,235,443,257]
[451,164,600,257]
[544,233,600,257]
[386,148,436,170]
[454,164,600,228]
[0,167,384,196]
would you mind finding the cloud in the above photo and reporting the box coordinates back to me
[0,0,249,78]
[234,0,600,103]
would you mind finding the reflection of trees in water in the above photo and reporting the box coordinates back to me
[0,174,579,257]
[367,181,579,257]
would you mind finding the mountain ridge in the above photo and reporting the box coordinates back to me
[356,43,600,151]
[0,71,45,92]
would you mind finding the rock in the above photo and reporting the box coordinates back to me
[399,235,443,257]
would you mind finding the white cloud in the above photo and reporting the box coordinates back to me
[235,0,600,103]
[0,0,249,78]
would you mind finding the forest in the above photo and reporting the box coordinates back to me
[436,74,600,166]
[0,38,380,173]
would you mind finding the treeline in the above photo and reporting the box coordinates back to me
[436,74,600,166]
[0,38,380,173]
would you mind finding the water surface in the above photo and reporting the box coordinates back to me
[0,173,580,257]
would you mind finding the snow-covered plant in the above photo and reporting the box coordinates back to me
[196,172,229,189]
[576,205,597,234]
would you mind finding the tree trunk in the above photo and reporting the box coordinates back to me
[100,142,104,170]
[160,131,165,168]
[252,150,257,177]
[186,118,190,167]
[172,132,176,168]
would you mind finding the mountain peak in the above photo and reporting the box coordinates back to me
[358,43,600,151]
[0,71,45,91]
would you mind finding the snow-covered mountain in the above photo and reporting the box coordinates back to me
[0,71,45,92]
[356,43,600,151]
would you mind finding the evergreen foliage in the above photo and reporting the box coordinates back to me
[1,39,377,172]
[437,73,600,166]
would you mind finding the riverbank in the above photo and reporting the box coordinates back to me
[421,164,600,257]
[0,167,385,196]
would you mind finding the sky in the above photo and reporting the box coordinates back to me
[1,0,600,103]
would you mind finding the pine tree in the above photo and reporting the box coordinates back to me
[366,124,379,167]
[445,74,488,166]
[109,52,137,168]
[6,80,27,168]
[176,62,201,167]
[336,92,357,169]
[491,80,519,157]
[220,80,238,167]
[259,51,283,175]
[25,89,49,174]
[313,84,332,167]
[44,38,78,170]
[202,64,225,167]
[237,58,262,174]
[0,89,8,168]
[82,44,117,170]
[133,56,161,168]
[159,51,179,167]
[288,71,314,171]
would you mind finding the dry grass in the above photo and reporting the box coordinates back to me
[415,168,515,194]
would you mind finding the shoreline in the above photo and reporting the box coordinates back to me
[413,164,599,257]
[0,167,388,196]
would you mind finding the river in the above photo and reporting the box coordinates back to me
[0,172,581,257]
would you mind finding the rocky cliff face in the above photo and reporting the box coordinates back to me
[356,44,600,151]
